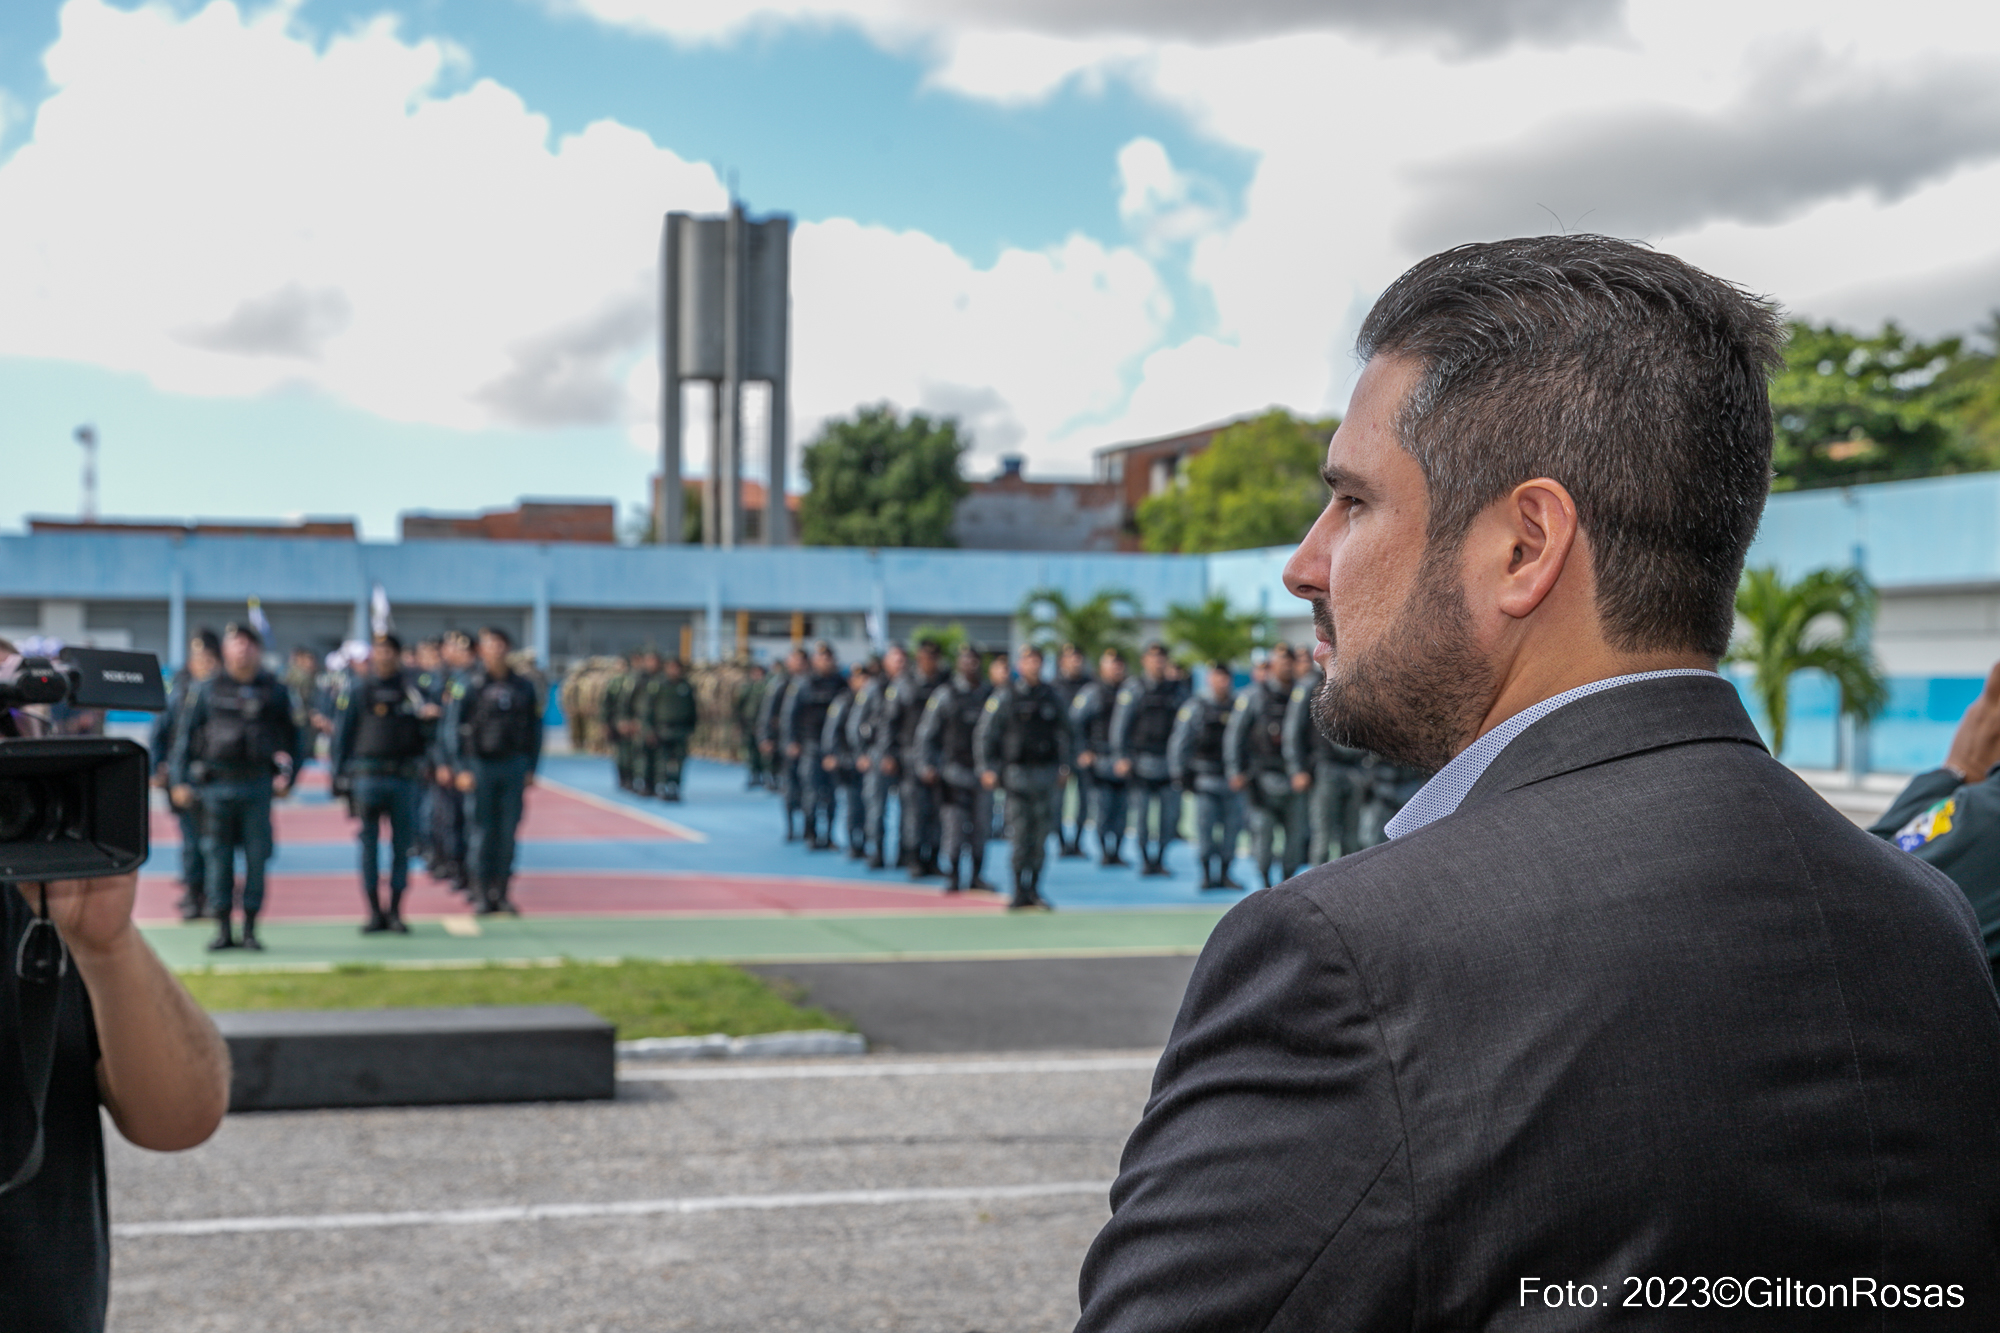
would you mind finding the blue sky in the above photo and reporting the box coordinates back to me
[3,0,1998,536]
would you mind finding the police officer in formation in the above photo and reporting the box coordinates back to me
[331,633,437,933]
[1227,641,1309,887]
[783,641,847,849]
[1110,643,1185,877]
[881,638,947,877]
[735,662,771,791]
[1170,661,1244,891]
[918,644,995,893]
[643,654,698,801]
[601,652,636,791]
[850,644,903,868]
[761,646,808,839]
[169,622,302,952]
[1050,643,1093,859]
[1070,648,1130,866]
[818,660,873,856]
[445,626,541,915]
[976,642,1072,909]
[429,630,477,887]
[151,627,221,922]
[612,649,660,794]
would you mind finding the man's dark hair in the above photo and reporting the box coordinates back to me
[1355,234,1785,657]
[1018,643,1044,661]
[224,622,262,647]
[1100,646,1127,665]
[289,645,314,660]
[192,628,222,657]
[1144,641,1167,657]
[480,625,513,648]
[375,632,403,653]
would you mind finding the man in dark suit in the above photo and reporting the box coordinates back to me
[1077,236,2000,1331]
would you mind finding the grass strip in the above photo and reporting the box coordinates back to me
[178,958,853,1041]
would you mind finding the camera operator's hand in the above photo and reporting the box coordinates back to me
[1945,659,2000,781]
[21,872,230,1152]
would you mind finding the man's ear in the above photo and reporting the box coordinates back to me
[1488,478,1579,622]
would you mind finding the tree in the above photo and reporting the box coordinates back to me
[799,405,969,547]
[1770,321,1976,489]
[1136,410,1335,553]
[905,622,972,661]
[1016,587,1140,663]
[1162,593,1262,668]
[1726,566,1887,759]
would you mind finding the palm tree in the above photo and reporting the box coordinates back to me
[1726,565,1888,760]
[1162,593,1261,668]
[1016,587,1140,663]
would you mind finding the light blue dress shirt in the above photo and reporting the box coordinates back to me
[1383,670,1720,840]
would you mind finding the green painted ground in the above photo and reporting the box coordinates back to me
[145,908,1229,973]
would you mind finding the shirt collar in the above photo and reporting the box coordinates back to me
[1382,669,1720,841]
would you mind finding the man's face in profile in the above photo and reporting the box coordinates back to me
[1284,354,1493,770]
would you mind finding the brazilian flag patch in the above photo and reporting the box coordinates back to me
[1895,797,1957,852]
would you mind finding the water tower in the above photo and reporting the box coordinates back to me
[657,205,792,547]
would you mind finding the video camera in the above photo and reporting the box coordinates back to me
[0,648,167,884]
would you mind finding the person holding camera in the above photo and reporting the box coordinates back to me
[169,623,302,953]
[445,627,541,916]
[2,641,231,1333]
[331,634,437,935]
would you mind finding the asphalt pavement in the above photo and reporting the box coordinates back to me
[106,1052,1158,1332]
[746,955,1200,1052]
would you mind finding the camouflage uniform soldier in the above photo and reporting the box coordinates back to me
[617,649,660,795]
[600,654,633,790]
[976,643,1072,910]
[735,663,769,790]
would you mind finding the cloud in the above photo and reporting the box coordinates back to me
[1116,137,1225,256]
[178,283,353,359]
[566,0,1622,57]
[476,286,653,426]
[1400,43,2000,250]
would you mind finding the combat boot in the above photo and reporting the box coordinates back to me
[206,913,238,952]
[240,911,264,951]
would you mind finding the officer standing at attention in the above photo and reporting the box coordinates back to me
[331,633,436,933]
[783,641,846,850]
[152,627,221,921]
[976,642,1071,910]
[600,653,634,791]
[821,661,871,856]
[1226,642,1310,887]
[170,622,301,952]
[852,644,903,868]
[645,655,697,801]
[1049,643,1094,859]
[1071,648,1129,866]
[761,647,807,837]
[1170,661,1244,891]
[1281,661,1363,863]
[1110,642,1181,877]
[918,644,995,893]
[428,630,476,893]
[448,626,541,916]
[883,638,947,877]
[735,661,770,791]
[617,648,661,797]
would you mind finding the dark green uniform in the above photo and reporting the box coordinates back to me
[601,669,634,790]
[643,669,698,800]
[1871,767,2000,988]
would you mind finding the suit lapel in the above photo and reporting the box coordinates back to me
[1460,675,1767,812]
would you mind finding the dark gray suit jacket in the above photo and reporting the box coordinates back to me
[1078,676,2000,1330]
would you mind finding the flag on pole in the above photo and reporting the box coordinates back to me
[370,583,394,637]
[246,595,271,640]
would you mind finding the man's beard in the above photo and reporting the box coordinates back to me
[1309,550,1494,773]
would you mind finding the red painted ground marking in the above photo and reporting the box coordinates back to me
[149,781,691,847]
[135,870,1005,924]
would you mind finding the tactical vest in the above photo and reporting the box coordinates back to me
[938,680,989,767]
[198,674,280,769]
[1003,684,1064,765]
[1250,681,1289,771]
[794,671,844,744]
[895,671,944,750]
[1080,682,1118,751]
[1193,701,1229,775]
[468,674,537,759]
[353,673,426,761]
[1127,680,1179,756]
